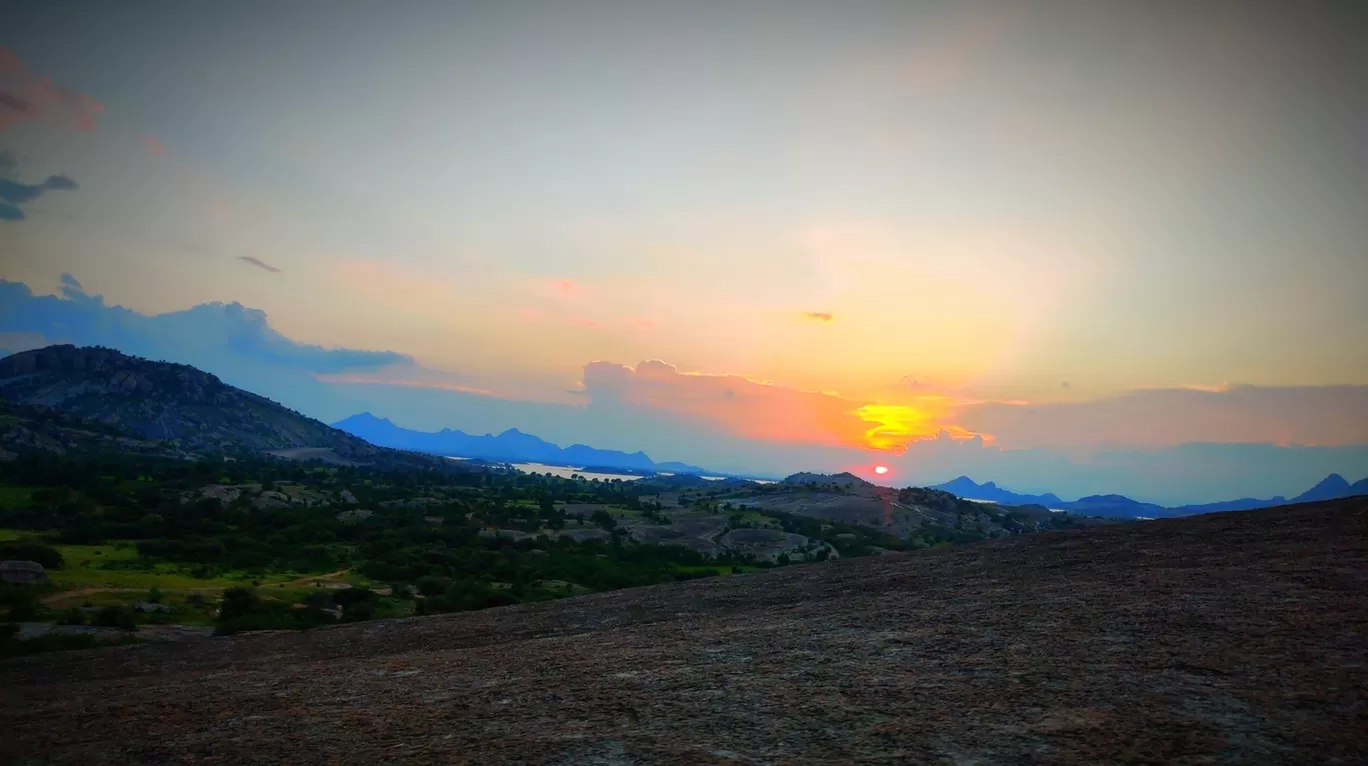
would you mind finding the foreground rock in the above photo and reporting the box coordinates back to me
[3,498,1366,764]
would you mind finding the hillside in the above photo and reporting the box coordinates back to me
[731,472,1110,541]
[3,497,1364,764]
[0,345,387,463]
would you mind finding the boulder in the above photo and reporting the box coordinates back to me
[0,560,48,585]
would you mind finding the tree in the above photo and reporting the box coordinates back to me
[218,587,260,622]
[590,510,617,531]
[92,605,137,630]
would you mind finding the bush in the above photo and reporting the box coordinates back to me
[92,605,137,630]
[216,587,332,635]
[0,586,42,621]
[217,587,260,622]
[341,600,376,622]
[332,587,376,609]
[0,541,64,570]
[414,575,453,597]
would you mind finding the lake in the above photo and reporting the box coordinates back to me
[448,457,766,483]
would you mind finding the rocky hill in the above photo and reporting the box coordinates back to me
[3,496,1364,764]
[0,345,389,464]
[734,472,1108,541]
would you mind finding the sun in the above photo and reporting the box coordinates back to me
[873,465,889,475]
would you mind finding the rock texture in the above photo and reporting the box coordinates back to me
[3,498,1366,765]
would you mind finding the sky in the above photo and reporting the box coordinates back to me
[1,0,1366,504]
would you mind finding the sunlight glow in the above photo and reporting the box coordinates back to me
[852,403,985,451]
[873,465,889,475]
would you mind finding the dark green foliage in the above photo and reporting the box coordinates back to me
[0,444,1048,638]
[92,605,138,630]
[215,587,334,635]
[0,540,65,569]
[58,607,86,625]
[0,585,43,621]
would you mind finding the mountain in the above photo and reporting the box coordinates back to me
[0,345,426,466]
[1169,496,1288,515]
[1291,473,1352,504]
[331,412,709,474]
[931,476,1065,507]
[936,472,1368,519]
[1063,494,1170,519]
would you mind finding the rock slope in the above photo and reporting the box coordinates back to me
[3,498,1366,764]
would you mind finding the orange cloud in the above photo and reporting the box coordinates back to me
[0,47,104,132]
[958,385,1368,449]
[803,312,834,322]
[318,373,494,397]
[552,280,578,297]
[582,360,981,452]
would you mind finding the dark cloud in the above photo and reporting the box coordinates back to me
[0,91,29,113]
[0,48,104,132]
[0,277,413,377]
[42,174,77,191]
[0,149,15,176]
[803,312,834,322]
[0,166,79,222]
[238,255,282,274]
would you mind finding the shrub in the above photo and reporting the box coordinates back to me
[332,587,376,609]
[341,600,376,622]
[92,605,137,630]
[0,586,42,621]
[0,541,64,570]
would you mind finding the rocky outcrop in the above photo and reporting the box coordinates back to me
[0,559,48,585]
[4,498,1365,764]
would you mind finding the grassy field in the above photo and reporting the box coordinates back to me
[0,486,36,509]
[2,529,365,613]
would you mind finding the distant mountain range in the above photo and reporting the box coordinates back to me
[931,474,1368,519]
[331,412,711,475]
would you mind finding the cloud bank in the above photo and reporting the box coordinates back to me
[1,276,1363,505]
[0,276,411,376]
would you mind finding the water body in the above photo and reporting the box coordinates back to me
[510,462,652,482]
[448,457,768,483]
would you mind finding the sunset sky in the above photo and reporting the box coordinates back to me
[3,1,1366,503]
